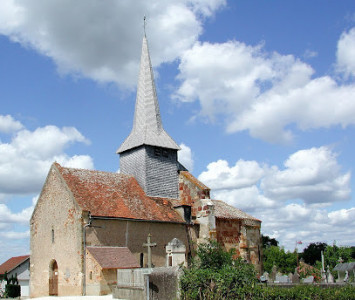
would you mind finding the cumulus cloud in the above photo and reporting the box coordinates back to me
[178,143,194,171]
[0,115,93,194]
[0,115,23,133]
[0,0,225,88]
[198,146,353,249]
[0,231,30,240]
[175,37,355,143]
[199,159,265,190]
[336,27,355,78]
[262,147,351,204]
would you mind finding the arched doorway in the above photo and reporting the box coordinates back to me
[49,260,58,296]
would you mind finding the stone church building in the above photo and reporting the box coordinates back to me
[30,34,262,297]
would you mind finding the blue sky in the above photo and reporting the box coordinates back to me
[1,0,355,262]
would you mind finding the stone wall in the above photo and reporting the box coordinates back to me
[30,165,84,297]
[85,250,117,295]
[179,172,210,207]
[216,218,262,273]
[216,218,242,255]
[86,219,197,268]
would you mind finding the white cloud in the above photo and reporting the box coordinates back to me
[175,37,355,143]
[0,202,33,224]
[198,146,353,250]
[213,186,276,212]
[199,159,265,190]
[178,143,194,171]
[303,49,318,59]
[262,147,351,204]
[0,117,93,194]
[0,0,225,88]
[0,115,23,133]
[336,27,355,78]
[0,230,30,240]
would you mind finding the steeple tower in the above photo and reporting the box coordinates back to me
[117,34,180,199]
[117,35,180,153]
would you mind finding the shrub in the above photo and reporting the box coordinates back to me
[255,285,355,300]
[180,240,257,299]
[4,284,21,298]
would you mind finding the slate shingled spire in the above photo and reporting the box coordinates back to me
[117,33,180,199]
[117,35,180,154]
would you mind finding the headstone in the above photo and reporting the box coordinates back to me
[263,272,269,282]
[271,265,277,282]
[288,273,293,282]
[259,275,267,283]
[344,270,349,282]
[166,238,186,267]
[291,272,300,284]
[302,276,314,284]
[275,275,290,283]
[326,267,334,283]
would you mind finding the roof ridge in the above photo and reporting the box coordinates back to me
[54,162,133,178]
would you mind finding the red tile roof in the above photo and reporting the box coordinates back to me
[213,200,261,222]
[180,171,210,191]
[0,255,29,275]
[54,163,184,223]
[87,247,140,269]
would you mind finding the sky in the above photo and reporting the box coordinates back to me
[0,0,355,262]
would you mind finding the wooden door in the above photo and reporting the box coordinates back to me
[49,260,58,296]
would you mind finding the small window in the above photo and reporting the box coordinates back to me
[140,253,144,268]
[162,149,168,157]
[51,229,55,243]
[168,256,172,267]
[89,271,93,280]
[154,148,161,156]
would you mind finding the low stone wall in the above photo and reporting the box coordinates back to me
[148,267,180,300]
[113,267,180,300]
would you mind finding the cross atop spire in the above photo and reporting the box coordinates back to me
[117,34,180,154]
[143,15,147,36]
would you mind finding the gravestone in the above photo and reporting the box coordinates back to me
[271,265,277,282]
[288,273,293,282]
[291,272,300,283]
[302,276,314,284]
[260,272,268,283]
[263,272,269,282]
[275,275,290,283]
[327,268,334,283]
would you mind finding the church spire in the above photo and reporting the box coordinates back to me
[117,34,180,154]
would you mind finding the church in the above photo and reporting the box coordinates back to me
[30,34,262,297]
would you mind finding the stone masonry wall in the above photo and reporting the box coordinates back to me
[85,251,116,296]
[216,218,242,255]
[216,218,262,274]
[30,165,84,297]
[85,219,197,268]
[179,172,209,209]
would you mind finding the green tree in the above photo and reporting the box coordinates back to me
[180,241,257,299]
[324,244,353,270]
[262,235,279,248]
[301,242,327,266]
[263,245,297,274]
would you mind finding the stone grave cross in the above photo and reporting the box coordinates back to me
[143,233,157,268]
